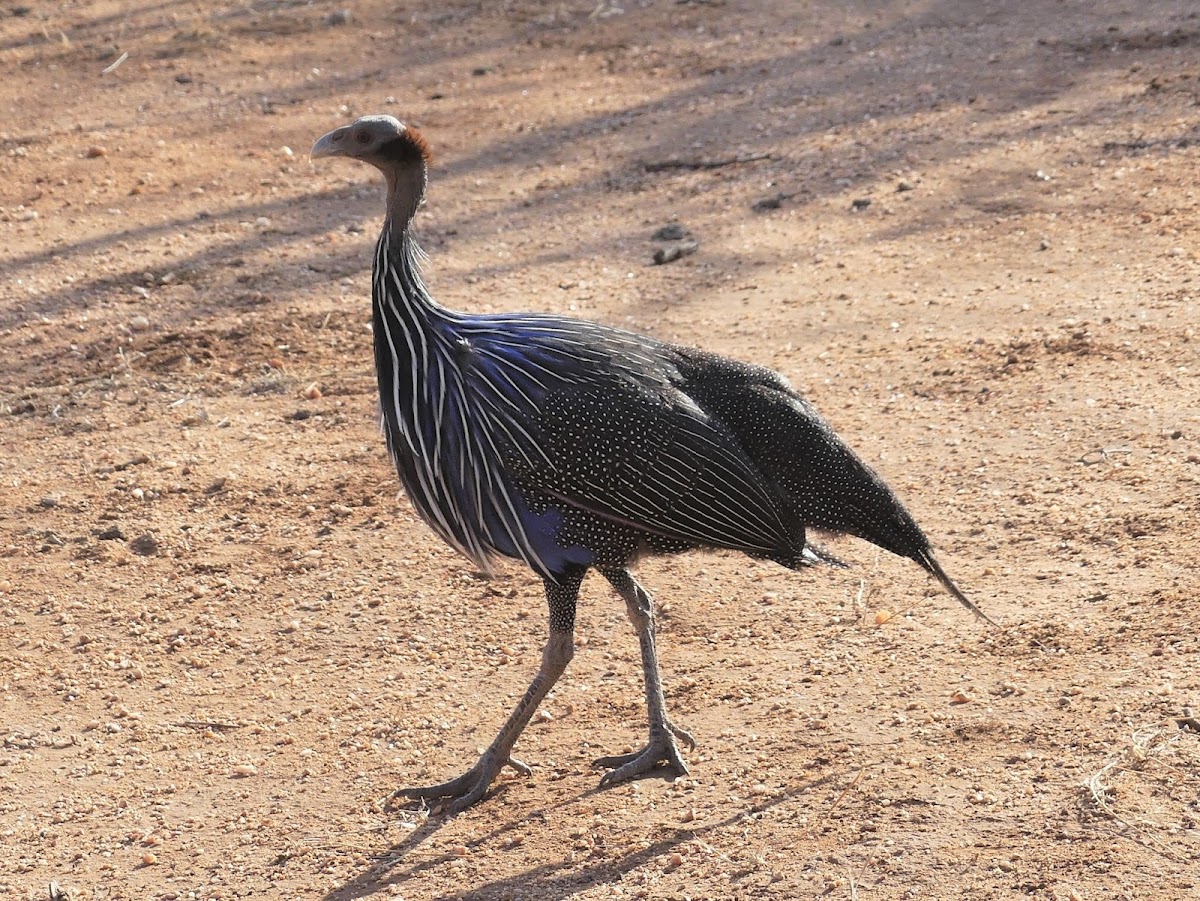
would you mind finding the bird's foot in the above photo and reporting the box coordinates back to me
[389,753,531,815]
[594,722,693,787]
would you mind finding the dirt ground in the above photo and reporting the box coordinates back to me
[2,0,1198,898]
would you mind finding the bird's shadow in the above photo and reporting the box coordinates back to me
[320,766,845,901]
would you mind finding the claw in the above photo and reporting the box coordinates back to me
[594,728,690,787]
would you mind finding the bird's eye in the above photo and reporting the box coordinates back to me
[354,130,371,144]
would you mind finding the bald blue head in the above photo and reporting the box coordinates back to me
[312,114,432,227]
[311,114,431,169]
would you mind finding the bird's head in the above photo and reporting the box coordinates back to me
[310,114,432,170]
[312,115,432,228]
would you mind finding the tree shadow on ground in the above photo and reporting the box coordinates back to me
[8,0,1192,288]
[4,0,1189,360]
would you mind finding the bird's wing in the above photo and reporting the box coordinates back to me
[668,345,936,561]
[462,319,797,556]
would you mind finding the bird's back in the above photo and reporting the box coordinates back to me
[668,346,937,567]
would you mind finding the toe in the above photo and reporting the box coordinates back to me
[506,755,532,777]
[592,750,639,769]
[667,721,697,752]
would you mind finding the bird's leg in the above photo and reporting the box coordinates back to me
[394,569,583,814]
[594,568,694,786]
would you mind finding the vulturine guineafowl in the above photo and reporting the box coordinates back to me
[311,115,991,813]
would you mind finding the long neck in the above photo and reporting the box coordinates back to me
[371,171,474,557]
[370,159,457,472]
[374,225,440,316]
[376,160,449,316]
[383,162,428,244]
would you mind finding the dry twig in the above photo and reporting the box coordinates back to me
[1081,722,1195,859]
[644,152,771,172]
[101,51,129,75]
[175,720,242,731]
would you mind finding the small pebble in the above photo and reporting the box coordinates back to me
[39,495,59,508]
[141,852,158,866]
[664,851,683,871]
[130,315,150,331]
[326,8,351,25]
[304,382,322,400]
[873,609,894,625]
[851,197,872,211]
[86,146,107,158]
[232,763,258,777]
[950,689,973,704]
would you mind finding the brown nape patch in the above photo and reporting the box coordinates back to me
[403,126,433,165]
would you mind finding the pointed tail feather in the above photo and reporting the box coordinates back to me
[915,549,998,627]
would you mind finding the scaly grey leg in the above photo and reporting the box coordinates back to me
[394,567,583,814]
[594,568,694,785]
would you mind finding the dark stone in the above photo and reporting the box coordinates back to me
[130,534,159,556]
[652,239,700,265]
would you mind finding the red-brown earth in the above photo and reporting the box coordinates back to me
[1,1,1197,899]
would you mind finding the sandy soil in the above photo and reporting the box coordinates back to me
[2,1,1198,899]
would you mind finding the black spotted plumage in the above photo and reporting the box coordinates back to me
[311,115,990,813]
